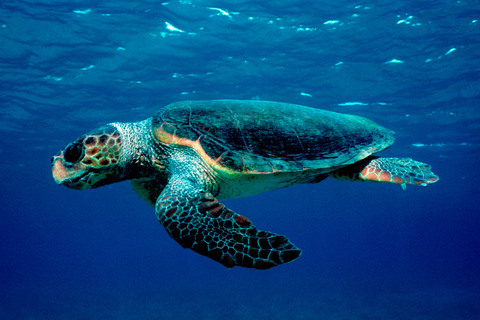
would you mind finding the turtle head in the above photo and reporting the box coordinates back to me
[52,125,125,190]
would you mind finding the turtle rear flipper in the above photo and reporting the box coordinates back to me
[155,179,301,269]
[330,156,439,189]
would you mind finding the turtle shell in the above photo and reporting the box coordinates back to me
[152,100,394,174]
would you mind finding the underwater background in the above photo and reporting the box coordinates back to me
[1,0,479,319]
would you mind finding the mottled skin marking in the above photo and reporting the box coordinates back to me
[51,100,439,269]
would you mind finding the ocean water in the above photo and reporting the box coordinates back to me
[1,0,479,319]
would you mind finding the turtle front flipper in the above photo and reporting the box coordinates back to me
[155,179,301,269]
[330,156,439,189]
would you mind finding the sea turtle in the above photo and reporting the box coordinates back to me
[52,100,438,269]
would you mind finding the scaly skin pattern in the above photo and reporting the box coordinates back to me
[155,175,301,269]
[329,156,439,189]
[80,128,122,167]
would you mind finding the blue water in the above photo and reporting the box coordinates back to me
[1,0,479,319]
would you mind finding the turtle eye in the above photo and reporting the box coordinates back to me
[64,140,85,163]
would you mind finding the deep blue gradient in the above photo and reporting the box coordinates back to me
[1,1,479,319]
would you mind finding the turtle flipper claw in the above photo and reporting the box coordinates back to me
[156,185,301,269]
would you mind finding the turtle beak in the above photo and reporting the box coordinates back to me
[51,151,89,189]
[51,153,69,185]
